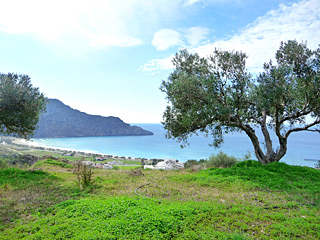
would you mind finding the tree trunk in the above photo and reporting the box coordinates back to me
[241,124,268,165]
[241,123,287,165]
[260,111,276,162]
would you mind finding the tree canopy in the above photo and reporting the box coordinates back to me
[161,40,320,164]
[0,73,47,138]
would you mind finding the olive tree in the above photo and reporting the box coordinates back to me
[0,73,47,138]
[161,40,320,165]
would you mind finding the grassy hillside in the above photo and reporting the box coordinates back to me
[0,157,319,239]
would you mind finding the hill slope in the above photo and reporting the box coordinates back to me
[32,99,153,138]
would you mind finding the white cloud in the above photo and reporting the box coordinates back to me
[152,27,211,51]
[183,0,202,7]
[152,29,183,50]
[138,57,174,73]
[0,0,185,48]
[185,27,211,46]
[142,0,320,73]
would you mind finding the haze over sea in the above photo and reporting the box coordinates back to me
[32,124,320,168]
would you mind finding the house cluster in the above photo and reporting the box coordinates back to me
[82,160,123,169]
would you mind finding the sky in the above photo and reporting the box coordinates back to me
[0,0,319,123]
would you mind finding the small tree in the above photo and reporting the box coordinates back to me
[161,40,320,165]
[73,160,94,189]
[0,73,46,138]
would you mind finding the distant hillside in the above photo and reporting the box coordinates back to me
[32,99,153,138]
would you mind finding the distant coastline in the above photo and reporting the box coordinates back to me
[5,136,169,162]
[2,122,319,168]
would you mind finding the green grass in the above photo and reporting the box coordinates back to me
[211,161,320,203]
[120,160,141,165]
[34,159,73,169]
[117,165,142,170]
[0,168,84,230]
[2,196,319,239]
[0,159,319,239]
[0,168,57,189]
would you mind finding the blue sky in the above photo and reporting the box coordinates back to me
[0,0,319,123]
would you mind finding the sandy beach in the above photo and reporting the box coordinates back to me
[1,136,150,162]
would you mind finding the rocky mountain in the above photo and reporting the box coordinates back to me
[32,99,153,138]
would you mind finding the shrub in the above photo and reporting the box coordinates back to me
[0,158,8,169]
[208,151,238,168]
[44,159,73,168]
[73,161,94,189]
[184,160,200,169]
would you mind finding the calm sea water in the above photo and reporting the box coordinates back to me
[31,123,320,168]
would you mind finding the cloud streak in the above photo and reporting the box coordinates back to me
[0,0,187,48]
[152,29,183,50]
[152,27,211,51]
[141,0,320,73]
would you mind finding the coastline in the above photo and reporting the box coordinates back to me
[3,136,164,162]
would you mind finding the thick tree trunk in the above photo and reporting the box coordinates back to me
[260,111,276,162]
[241,123,268,165]
[274,135,288,162]
[241,122,287,165]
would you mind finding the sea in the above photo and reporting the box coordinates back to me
[31,123,320,168]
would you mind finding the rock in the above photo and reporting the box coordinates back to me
[141,159,163,165]
[154,159,184,170]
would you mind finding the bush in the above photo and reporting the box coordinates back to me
[0,158,8,169]
[73,161,94,189]
[184,160,200,169]
[44,159,73,168]
[184,160,207,172]
[208,151,238,168]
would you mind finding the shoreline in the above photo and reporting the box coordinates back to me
[4,136,166,162]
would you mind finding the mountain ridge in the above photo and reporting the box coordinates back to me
[32,99,153,138]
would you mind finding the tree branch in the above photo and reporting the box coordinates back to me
[280,109,312,124]
[285,119,320,138]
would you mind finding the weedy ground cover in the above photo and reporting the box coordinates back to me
[0,168,85,231]
[34,159,73,169]
[0,156,319,239]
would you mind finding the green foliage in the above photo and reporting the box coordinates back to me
[184,152,239,170]
[208,151,238,168]
[0,168,85,228]
[184,159,203,169]
[161,40,320,164]
[0,158,8,169]
[2,197,253,239]
[36,159,73,168]
[0,168,56,189]
[73,161,94,189]
[0,73,47,138]
[3,196,319,239]
[1,161,320,239]
[184,160,320,204]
